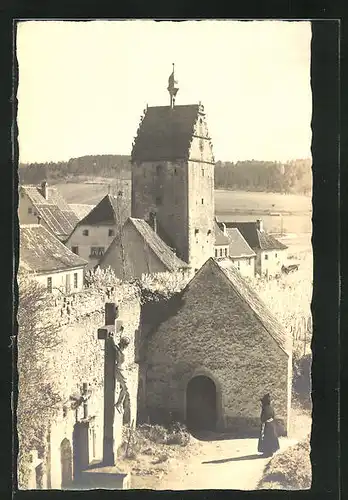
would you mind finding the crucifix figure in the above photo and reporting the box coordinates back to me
[108,332,130,414]
[97,302,125,466]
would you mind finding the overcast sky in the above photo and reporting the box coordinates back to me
[17,20,312,164]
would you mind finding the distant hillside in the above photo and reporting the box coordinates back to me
[19,155,131,185]
[19,155,312,195]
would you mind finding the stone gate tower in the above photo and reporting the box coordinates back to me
[131,64,215,271]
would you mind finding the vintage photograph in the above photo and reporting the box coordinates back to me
[16,19,312,490]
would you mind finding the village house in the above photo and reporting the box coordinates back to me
[19,182,79,242]
[213,220,230,259]
[131,65,215,272]
[20,224,87,294]
[217,224,257,279]
[218,219,288,278]
[65,193,130,269]
[139,258,292,436]
[98,216,190,280]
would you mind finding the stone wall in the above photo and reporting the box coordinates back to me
[41,283,141,489]
[142,262,291,436]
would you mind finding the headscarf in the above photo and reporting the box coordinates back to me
[261,393,271,406]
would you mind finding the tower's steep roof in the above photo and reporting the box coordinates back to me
[131,105,200,162]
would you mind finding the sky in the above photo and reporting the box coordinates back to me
[17,20,312,164]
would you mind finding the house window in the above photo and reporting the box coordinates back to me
[156,196,162,206]
[201,198,204,205]
[47,277,52,293]
[72,246,79,255]
[108,229,114,237]
[220,248,223,257]
[265,254,268,260]
[74,273,78,289]
[90,246,105,258]
[248,258,251,265]
[224,248,228,256]
[82,229,89,236]
[237,261,240,269]
[215,249,218,258]
[28,207,32,214]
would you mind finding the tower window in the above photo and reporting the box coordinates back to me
[201,198,204,205]
[194,229,199,235]
[156,196,162,206]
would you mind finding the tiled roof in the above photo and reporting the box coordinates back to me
[21,185,79,238]
[221,221,288,251]
[101,217,189,272]
[212,259,291,355]
[214,221,230,246]
[129,218,189,271]
[20,224,87,273]
[225,228,256,258]
[131,105,200,162]
[78,194,130,226]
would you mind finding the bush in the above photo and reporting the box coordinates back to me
[258,435,311,490]
[292,353,312,410]
[120,422,190,460]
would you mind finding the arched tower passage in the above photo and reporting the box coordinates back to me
[60,438,73,489]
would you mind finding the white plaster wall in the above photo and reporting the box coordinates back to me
[33,268,85,294]
[66,224,119,269]
[260,249,287,278]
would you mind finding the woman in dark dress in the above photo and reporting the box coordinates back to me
[257,393,280,457]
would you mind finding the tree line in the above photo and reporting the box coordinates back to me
[214,159,312,195]
[19,155,312,195]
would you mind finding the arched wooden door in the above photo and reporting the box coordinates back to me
[60,438,73,489]
[186,376,217,431]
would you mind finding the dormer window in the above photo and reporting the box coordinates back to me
[83,229,89,236]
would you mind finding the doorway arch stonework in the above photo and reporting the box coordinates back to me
[182,367,224,431]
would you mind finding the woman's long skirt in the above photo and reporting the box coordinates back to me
[258,421,280,456]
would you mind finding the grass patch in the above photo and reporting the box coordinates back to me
[258,435,311,490]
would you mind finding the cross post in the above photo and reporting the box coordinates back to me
[97,302,123,466]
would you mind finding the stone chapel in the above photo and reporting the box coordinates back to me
[131,64,215,271]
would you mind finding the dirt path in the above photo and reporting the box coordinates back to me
[129,435,297,490]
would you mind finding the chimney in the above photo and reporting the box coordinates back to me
[220,222,227,235]
[41,181,48,200]
[256,219,263,232]
[149,211,157,233]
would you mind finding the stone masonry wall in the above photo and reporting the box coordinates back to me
[44,284,140,489]
[143,264,290,436]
